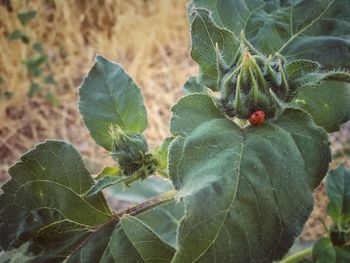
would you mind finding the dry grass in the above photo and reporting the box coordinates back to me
[0,0,349,242]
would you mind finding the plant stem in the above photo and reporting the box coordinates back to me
[114,189,177,218]
[279,247,313,263]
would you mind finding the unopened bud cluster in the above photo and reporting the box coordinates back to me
[217,39,296,120]
[110,126,156,176]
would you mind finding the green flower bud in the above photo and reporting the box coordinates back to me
[217,36,296,121]
[110,126,148,175]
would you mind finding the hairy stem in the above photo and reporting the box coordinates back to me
[279,247,313,263]
[114,189,177,218]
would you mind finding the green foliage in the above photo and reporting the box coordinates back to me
[17,10,37,26]
[79,55,148,151]
[5,8,58,104]
[191,0,350,68]
[169,95,330,262]
[8,30,30,44]
[1,0,350,262]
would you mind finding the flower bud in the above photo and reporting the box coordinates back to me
[110,126,148,175]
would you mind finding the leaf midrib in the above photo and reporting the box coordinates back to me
[192,129,245,262]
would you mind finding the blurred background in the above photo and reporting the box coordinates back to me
[0,0,196,179]
[0,0,349,243]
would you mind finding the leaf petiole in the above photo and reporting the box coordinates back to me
[279,247,313,263]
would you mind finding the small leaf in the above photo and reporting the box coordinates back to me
[27,82,40,97]
[32,42,43,53]
[17,10,37,26]
[286,60,321,82]
[325,165,350,224]
[95,166,122,180]
[79,55,148,150]
[84,176,126,197]
[8,30,30,44]
[44,73,56,84]
[153,137,174,177]
[183,76,207,95]
[313,238,336,263]
[23,55,47,77]
[190,8,239,90]
[294,81,350,132]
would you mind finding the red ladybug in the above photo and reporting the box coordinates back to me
[249,110,265,126]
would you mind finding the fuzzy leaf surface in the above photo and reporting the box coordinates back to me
[79,55,147,150]
[0,142,179,262]
[189,9,239,89]
[0,140,111,252]
[169,94,331,262]
[191,0,350,68]
[294,80,350,132]
[313,237,350,263]
[109,176,185,247]
[325,165,350,223]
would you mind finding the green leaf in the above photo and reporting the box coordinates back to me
[45,92,60,106]
[191,0,350,68]
[109,176,185,247]
[0,141,178,262]
[294,81,350,132]
[96,166,122,180]
[17,10,37,26]
[45,74,56,84]
[28,82,41,97]
[313,238,337,263]
[120,215,176,261]
[109,176,174,203]
[183,76,207,95]
[8,30,30,44]
[0,140,112,251]
[335,245,350,262]
[312,237,350,263]
[64,215,176,263]
[32,42,43,53]
[190,9,239,90]
[154,137,174,177]
[23,55,47,77]
[325,165,350,224]
[169,94,331,262]
[84,176,126,197]
[79,55,148,150]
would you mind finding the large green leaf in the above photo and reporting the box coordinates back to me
[0,140,111,251]
[191,0,350,68]
[169,94,331,262]
[64,215,176,263]
[0,141,178,262]
[79,55,147,150]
